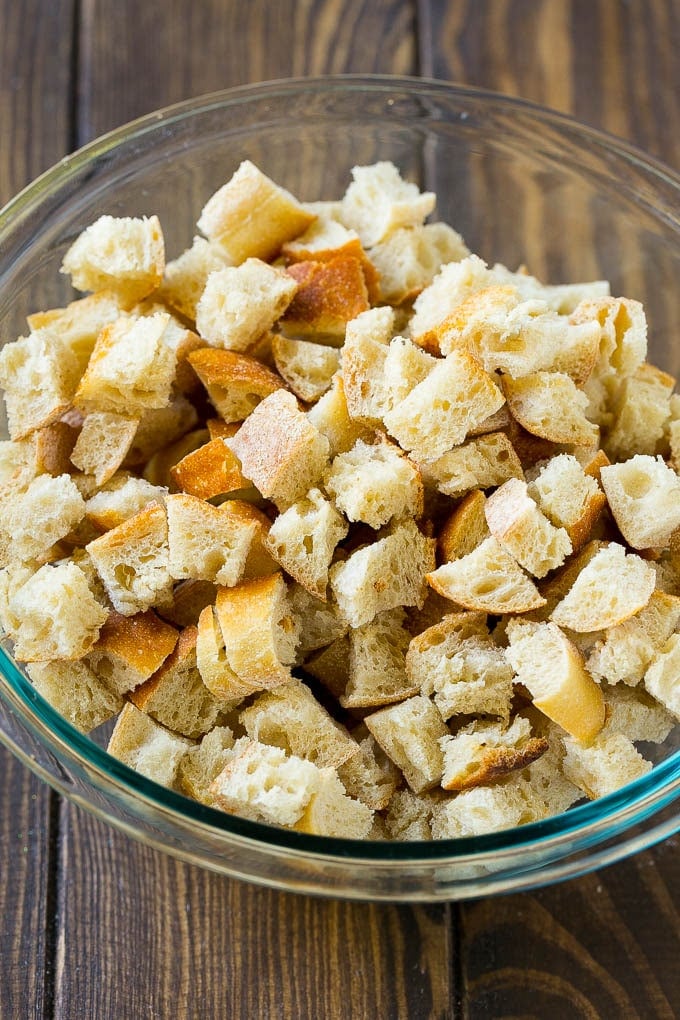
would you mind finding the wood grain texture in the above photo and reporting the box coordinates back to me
[0,2,74,1016]
[78,0,416,142]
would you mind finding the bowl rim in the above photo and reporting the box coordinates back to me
[1,73,679,867]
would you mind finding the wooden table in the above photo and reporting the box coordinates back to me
[1,2,679,1016]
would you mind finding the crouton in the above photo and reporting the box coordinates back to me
[437,490,490,562]
[600,455,680,550]
[271,336,340,403]
[26,659,122,734]
[166,492,258,587]
[61,215,164,306]
[158,236,232,321]
[561,731,652,798]
[107,702,192,787]
[264,488,348,599]
[423,432,523,500]
[336,730,401,810]
[341,161,435,247]
[124,396,200,468]
[306,375,372,457]
[603,363,674,461]
[0,473,85,568]
[86,609,178,696]
[0,330,80,440]
[85,474,168,532]
[550,543,656,632]
[176,726,237,805]
[324,436,423,530]
[503,371,599,446]
[287,583,348,658]
[570,296,647,378]
[293,769,374,838]
[282,255,370,338]
[440,716,548,791]
[187,346,285,422]
[602,685,675,743]
[644,634,680,719]
[484,477,572,578]
[169,438,248,501]
[195,259,298,351]
[70,412,139,485]
[585,590,680,687]
[427,536,545,614]
[526,453,606,552]
[341,607,418,708]
[26,291,122,375]
[368,222,469,304]
[365,695,448,793]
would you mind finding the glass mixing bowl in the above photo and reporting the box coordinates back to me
[1,76,679,901]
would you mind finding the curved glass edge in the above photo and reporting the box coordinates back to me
[2,644,679,867]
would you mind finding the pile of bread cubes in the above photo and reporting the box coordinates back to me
[1,158,680,842]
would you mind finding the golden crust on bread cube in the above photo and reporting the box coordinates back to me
[169,438,248,501]
[86,501,173,616]
[86,609,178,696]
[61,215,164,307]
[195,259,298,351]
[570,295,647,379]
[0,330,81,440]
[197,160,315,263]
[107,702,192,787]
[129,625,228,738]
[230,389,330,508]
[187,346,286,422]
[214,573,299,692]
[341,162,435,248]
[75,312,176,416]
[437,490,490,562]
[9,561,108,662]
[439,716,548,792]
[324,435,423,530]
[282,255,370,338]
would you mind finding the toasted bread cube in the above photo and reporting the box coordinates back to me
[169,438,248,501]
[197,160,315,263]
[86,609,178,696]
[409,254,493,345]
[27,291,122,376]
[271,336,340,403]
[440,717,548,792]
[177,726,237,805]
[488,265,610,314]
[526,453,606,552]
[166,493,258,588]
[107,702,192,787]
[384,351,505,462]
[0,439,40,491]
[75,312,176,416]
[240,679,358,769]
[437,490,490,562]
[230,390,330,507]
[330,517,435,628]
[341,162,435,248]
[85,474,167,532]
[86,502,173,616]
[600,455,680,550]
[215,573,299,691]
[306,375,371,457]
[324,436,423,530]
[70,412,139,485]
[485,478,572,579]
[304,635,351,700]
[158,236,232,321]
[346,305,395,346]
[550,543,656,632]
[61,215,164,306]
[282,255,370,338]
[124,396,199,468]
[570,296,647,379]
[431,780,534,838]
[0,331,80,440]
[365,695,448,793]
[341,607,418,709]
[561,731,652,799]
[368,222,469,304]
[293,769,374,838]
[406,612,513,720]
[503,371,599,446]
[195,604,249,701]
[586,590,680,687]
[9,561,108,661]
[187,346,285,423]
[506,619,605,743]
[282,214,360,260]
[604,363,674,461]
[384,788,438,840]
[341,335,390,426]
[287,583,348,658]
[26,659,122,734]
[602,685,675,743]
[427,536,545,614]
[423,432,523,500]
[382,336,437,410]
[196,260,298,351]
[336,731,401,811]
[0,473,85,568]
[264,488,348,600]
[129,625,228,738]
[644,634,680,719]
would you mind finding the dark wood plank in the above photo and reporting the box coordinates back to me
[419,3,680,1017]
[53,4,453,1019]
[0,2,75,1016]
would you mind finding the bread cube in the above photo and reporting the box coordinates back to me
[240,679,358,769]
[431,781,532,838]
[586,590,680,686]
[0,473,86,568]
[485,477,572,579]
[0,330,80,439]
[27,291,122,375]
[9,561,108,661]
[86,609,178,696]
[341,162,435,247]
[550,542,656,632]
[197,160,314,262]
[107,702,192,787]
[439,717,548,792]
[271,336,340,403]
[368,222,468,304]
[526,453,606,552]
[158,236,232,321]
[169,437,248,501]
[336,731,401,811]
[427,536,545,614]
[570,296,647,379]
[125,395,199,467]
[437,490,490,562]
[230,390,330,507]
[324,436,423,530]
[264,488,348,600]
[287,583,348,658]
[384,350,505,462]
[644,634,680,719]
[306,375,372,457]
[71,412,139,485]
[293,769,374,838]
[384,788,438,841]
[382,336,437,410]
[341,334,390,426]
[423,432,523,500]
[561,731,652,799]
[340,607,417,709]
[196,259,297,351]
[177,726,237,805]
[409,254,493,346]
[600,455,680,550]
[187,346,285,423]
[85,474,168,532]
[166,493,258,587]
[26,659,122,734]
[282,255,369,337]
[75,312,176,415]
[602,685,675,743]
[604,363,674,461]
[330,517,435,628]
[503,371,599,447]
[129,625,228,738]
[86,502,173,615]
[61,215,164,306]
[365,695,448,793]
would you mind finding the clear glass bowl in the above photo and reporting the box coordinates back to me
[1,76,679,901]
